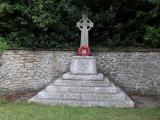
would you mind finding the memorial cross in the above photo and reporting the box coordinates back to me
[76,14,94,47]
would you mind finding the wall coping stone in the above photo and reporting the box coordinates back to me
[5,48,160,52]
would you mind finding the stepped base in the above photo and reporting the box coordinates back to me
[29,73,134,108]
[29,98,133,108]
[62,73,104,81]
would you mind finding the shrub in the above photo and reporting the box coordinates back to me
[0,0,159,49]
[0,37,8,53]
[144,26,160,47]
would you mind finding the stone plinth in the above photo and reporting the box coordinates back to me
[70,56,97,75]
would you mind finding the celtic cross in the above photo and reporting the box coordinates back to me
[76,14,94,47]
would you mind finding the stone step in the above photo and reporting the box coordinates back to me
[37,91,125,101]
[80,92,125,101]
[28,75,134,108]
[37,91,80,100]
[62,73,104,81]
[46,86,118,94]
[29,98,134,108]
[53,78,110,87]
[63,98,134,107]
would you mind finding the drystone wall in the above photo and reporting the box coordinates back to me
[0,50,160,96]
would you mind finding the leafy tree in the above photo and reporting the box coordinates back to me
[142,0,160,47]
[0,0,159,49]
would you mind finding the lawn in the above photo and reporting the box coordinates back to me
[0,101,160,120]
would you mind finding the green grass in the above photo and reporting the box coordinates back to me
[0,101,160,120]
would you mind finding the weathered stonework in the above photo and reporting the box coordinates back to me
[70,56,97,75]
[95,52,160,96]
[0,50,75,94]
[0,50,160,96]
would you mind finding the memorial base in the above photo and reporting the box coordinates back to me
[29,56,134,108]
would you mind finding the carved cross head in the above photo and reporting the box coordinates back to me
[76,14,94,31]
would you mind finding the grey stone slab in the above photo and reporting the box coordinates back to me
[62,100,134,108]
[62,73,104,81]
[29,98,134,108]
[46,86,118,94]
[80,92,125,101]
[38,92,80,100]
[93,87,118,94]
[29,98,63,105]
[46,86,70,93]
[54,78,110,87]
[46,86,91,93]
[37,91,49,98]
[70,56,97,75]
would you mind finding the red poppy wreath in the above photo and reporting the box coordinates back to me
[78,45,90,56]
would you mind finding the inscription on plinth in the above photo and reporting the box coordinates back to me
[77,59,89,72]
[70,56,97,75]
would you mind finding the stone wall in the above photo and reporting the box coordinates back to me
[96,52,160,96]
[0,50,160,96]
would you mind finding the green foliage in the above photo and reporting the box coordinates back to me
[0,37,8,53]
[15,0,56,31]
[0,0,160,48]
[144,26,160,47]
[138,0,160,48]
[147,0,160,4]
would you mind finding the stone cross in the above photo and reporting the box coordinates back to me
[76,14,94,47]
